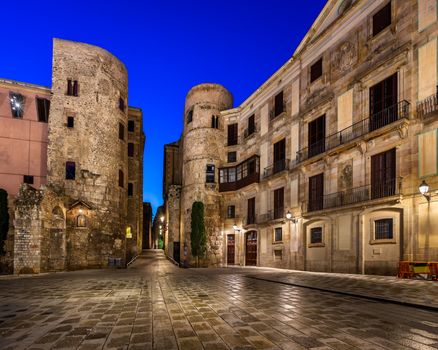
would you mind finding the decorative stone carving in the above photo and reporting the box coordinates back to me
[338,161,353,191]
[397,122,409,139]
[331,36,358,80]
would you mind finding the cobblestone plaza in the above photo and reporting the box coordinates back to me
[0,250,437,350]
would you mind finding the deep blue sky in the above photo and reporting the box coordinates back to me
[1,0,326,215]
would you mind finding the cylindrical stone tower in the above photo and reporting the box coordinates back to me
[180,83,233,267]
[47,38,129,267]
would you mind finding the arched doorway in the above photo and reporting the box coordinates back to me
[245,231,257,266]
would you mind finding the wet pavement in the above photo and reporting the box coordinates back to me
[0,250,437,350]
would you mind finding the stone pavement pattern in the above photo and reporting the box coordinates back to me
[0,251,437,350]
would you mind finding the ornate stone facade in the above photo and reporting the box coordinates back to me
[165,0,438,274]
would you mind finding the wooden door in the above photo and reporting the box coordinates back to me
[308,115,326,157]
[371,148,396,199]
[245,231,257,266]
[369,73,398,131]
[227,235,235,265]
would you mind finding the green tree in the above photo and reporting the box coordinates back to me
[0,189,9,255]
[190,201,206,267]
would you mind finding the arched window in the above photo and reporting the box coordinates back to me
[77,214,86,227]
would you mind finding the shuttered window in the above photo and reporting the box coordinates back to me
[36,98,50,122]
[371,148,396,199]
[309,173,324,211]
[273,187,284,219]
[369,73,397,131]
[227,123,238,146]
[274,91,284,116]
[247,197,256,224]
[373,2,391,37]
[308,115,326,157]
[310,58,323,83]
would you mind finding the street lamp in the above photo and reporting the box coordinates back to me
[419,180,430,201]
[285,210,297,223]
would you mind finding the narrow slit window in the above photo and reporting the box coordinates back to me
[119,170,124,187]
[67,116,74,128]
[36,98,50,122]
[128,143,134,157]
[119,123,125,140]
[66,161,76,180]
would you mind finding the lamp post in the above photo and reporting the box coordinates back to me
[419,180,430,201]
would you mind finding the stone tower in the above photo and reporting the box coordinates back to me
[180,84,233,266]
[46,38,129,267]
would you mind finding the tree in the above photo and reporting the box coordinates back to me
[190,201,206,267]
[0,189,9,255]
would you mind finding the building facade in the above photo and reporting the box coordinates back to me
[165,0,438,274]
[0,39,145,274]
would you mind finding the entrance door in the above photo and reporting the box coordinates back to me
[245,231,257,266]
[227,234,235,265]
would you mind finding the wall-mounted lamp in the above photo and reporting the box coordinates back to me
[286,210,297,223]
[160,216,164,223]
[232,223,241,232]
[419,180,431,201]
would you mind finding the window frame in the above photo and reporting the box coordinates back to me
[36,97,50,123]
[310,58,323,83]
[128,120,135,132]
[128,183,134,197]
[310,226,323,245]
[67,116,75,128]
[206,164,215,183]
[227,205,236,219]
[374,218,394,240]
[274,227,283,242]
[65,161,76,180]
[9,92,25,119]
[119,122,125,141]
[372,1,391,37]
[128,142,135,157]
[227,123,238,146]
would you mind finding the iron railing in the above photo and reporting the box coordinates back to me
[256,208,284,224]
[305,177,402,213]
[298,100,410,162]
[263,159,290,179]
[417,89,438,119]
[269,102,287,121]
[244,123,257,139]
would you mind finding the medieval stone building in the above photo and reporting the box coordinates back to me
[164,0,438,274]
[0,39,145,273]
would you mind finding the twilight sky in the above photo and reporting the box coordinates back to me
[1,0,326,215]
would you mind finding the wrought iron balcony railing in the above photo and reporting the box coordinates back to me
[417,91,438,119]
[297,100,410,162]
[256,208,284,224]
[263,159,290,179]
[244,123,257,139]
[304,177,402,213]
[269,102,287,121]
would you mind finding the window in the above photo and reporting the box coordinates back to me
[310,58,323,83]
[67,116,74,128]
[309,173,324,212]
[373,2,391,37]
[211,115,219,129]
[67,79,78,96]
[119,97,125,112]
[273,139,286,173]
[227,152,237,163]
[274,91,284,117]
[9,92,25,118]
[274,188,284,219]
[128,120,135,132]
[274,249,283,260]
[375,218,393,240]
[23,175,34,184]
[119,170,124,187]
[247,114,255,135]
[227,123,238,146]
[371,148,396,199]
[308,114,326,157]
[369,73,397,131]
[227,205,235,219]
[247,197,255,224]
[128,183,134,197]
[187,108,193,124]
[36,98,50,122]
[119,123,125,140]
[77,215,86,227]
[310,227,323,244]
[206,164,215,183]
[66,161,76,180]
[128,143,134,157]
[274,227,282,242]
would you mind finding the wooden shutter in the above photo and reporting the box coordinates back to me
[228,123,238,145]
[274,187,284,219]
[308,115,326,157]
[274,91,284,116]
[309,173,324,211]
[371,148,396,198]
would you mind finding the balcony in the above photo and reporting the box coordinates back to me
[269,102,287,121]
[417,92,438,119]
[304,177,402,213]
[263,159,290,179]
[244,123,257,139]
[256,208,284,224]
[297,100,410,163]
[246,215,256,225]
[219,155,260,192]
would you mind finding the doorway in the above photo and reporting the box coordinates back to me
[227,234,235,265]
[245,231,257,266]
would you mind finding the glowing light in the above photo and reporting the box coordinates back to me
[286,211,292,220]
[419,180,429,195]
